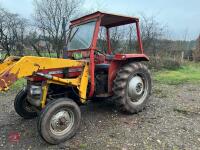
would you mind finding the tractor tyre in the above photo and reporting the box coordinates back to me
[37,98,81,144]
[112,62,152,114]
[14,89,38,119]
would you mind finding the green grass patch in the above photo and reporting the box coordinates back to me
[10,79,26,91]
[154,63,200,85]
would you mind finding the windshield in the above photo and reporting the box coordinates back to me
[68,21,96,50]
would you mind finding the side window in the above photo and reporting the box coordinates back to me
[96,24,139,54]
[110,24,138,54]
[68,21,96,50]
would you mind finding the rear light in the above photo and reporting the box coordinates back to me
[114,54,126,60]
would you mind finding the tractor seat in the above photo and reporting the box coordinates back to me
[95,64,110,71]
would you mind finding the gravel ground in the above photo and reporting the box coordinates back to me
[0,83,200,150]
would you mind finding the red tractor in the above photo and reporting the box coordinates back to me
[0,11,151,144]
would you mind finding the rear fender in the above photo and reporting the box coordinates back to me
[108,54,149,94]
[113,54,149,61]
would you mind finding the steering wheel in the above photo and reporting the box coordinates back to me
[94,50,106,56]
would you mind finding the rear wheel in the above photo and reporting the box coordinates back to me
[37,98,81,144]
[14,89,37,119]
[112,62,152,114]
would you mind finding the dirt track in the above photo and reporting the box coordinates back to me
[0,83,200,150]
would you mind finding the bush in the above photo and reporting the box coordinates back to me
[147,57,181,70]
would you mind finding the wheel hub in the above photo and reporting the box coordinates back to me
[50,110,74,136]
[128,76,144,98]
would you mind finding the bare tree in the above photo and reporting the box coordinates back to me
[140,14,166,57]
[33,0,81,57]
[0,7,28,57]
[25,30,42,56]
[0,7,11,57]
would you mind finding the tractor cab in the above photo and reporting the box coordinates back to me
[65,11,149,61]
[65,11,149,97]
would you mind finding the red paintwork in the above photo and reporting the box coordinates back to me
[27,69,64,81]
[27,67,83,81]
[67,67,82,77]
[70,11,139,27]
[113,54,149,61]
[136,22,144,53]
[89,49,95,97]
[108,61,121,93]
[88,18,101,97]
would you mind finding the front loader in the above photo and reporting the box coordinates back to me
[0,11,152,144]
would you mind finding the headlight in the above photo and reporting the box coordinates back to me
[30,85,42,95]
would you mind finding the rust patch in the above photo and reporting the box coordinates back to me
[0,69,19,91]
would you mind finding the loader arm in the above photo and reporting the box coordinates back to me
[0,56,21,74]
[0,56,89,102]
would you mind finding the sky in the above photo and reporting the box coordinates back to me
[0,0,199,40]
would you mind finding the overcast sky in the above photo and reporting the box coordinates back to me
[0,0,199,40]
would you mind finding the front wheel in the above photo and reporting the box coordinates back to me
[112,62,152,114]
[14,89,38,119]
[37,98,81,144]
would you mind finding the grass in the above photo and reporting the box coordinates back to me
[154,62,200,85]
[10,79,26,91]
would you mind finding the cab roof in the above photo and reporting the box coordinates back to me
[70,11,139,28]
